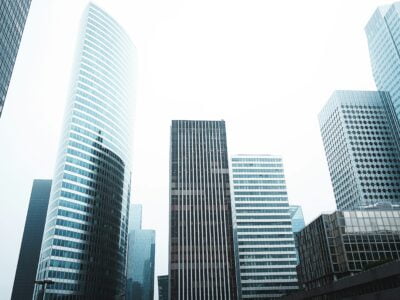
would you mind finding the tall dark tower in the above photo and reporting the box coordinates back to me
[11,179,52,300]
[0,0,32,117]
[169,120,238,299]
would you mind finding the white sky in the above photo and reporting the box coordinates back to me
[0,0,393,298]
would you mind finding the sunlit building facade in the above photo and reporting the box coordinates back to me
[34,3,135,298]
[319,90,400,210]
[231,154,298,299]
[0,0,32,117]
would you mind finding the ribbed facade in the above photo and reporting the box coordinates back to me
[34,3,135,299]
[231,155,298,299]
[365,3,400,120]
[319,90,400,210]
[0,0,32,117]
[169,120,238,300]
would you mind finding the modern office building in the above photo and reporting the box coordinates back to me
[11,180,52,300]
[365,2,400,121]
[129,203,142,231]
[34,3,136,298]
[289,205,305,265]
[169,120,238,299]
[296,210,400,291]
[319,90,400,210]
[231,154,298,299]
[289,205,305,234]
[127,229,156,300]
[158,275,168,300]
[0,0,32,117]
[126,204,155,300]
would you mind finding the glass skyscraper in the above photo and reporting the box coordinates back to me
[158,275,169,300]
[319,90,400,210]
[231,154,298,299]
[288,205,305,234]
[129,203,143,231]
[11,179,52,300]
[126,204,155,300]
[0,0,32,117]
[169,120,238,299]
[365,2,400,120]
[34,3,135,298]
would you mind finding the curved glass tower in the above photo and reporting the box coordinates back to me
[34,3,135,298]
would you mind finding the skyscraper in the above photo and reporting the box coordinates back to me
[127,230,156,300]
[365,3,400,120]
[34,3,136,298]
[11,179,52,300]
[288,205,305,265]
[169,120,238,299]
[231,154,298,299]
[319,90,400,210]
[0,0,32,117]
[158,275,169,300]
[126,204,155,300]
[288,205,305,234]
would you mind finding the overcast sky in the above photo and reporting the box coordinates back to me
[0,0,393,298]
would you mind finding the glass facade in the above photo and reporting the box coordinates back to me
[288,205,305,234]
[158,275,169,300]
[34,3,135,299]
[11,179,52,300]
[126,204,155,300]
[169,120,238,299]
[128,203,142,231]
[231,154,298,299]
[0,0,32,117]
[296,210,400,291]
[365,3,400,121]
[319,90,400,210]
[126,229,155,300]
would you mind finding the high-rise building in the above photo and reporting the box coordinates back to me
[289,205,305,234]
[127,230,156,300]
[319,90,400,210]
[289,205,305,265]
[365,3,400,120]
[169,120,238,299]
[11,180,52,300]
[34,3,135,298]
[158,275,168,300]
[231,154,298,299]
[0,0,32,117]
[129,203,142,231]
[296,210,400,291]
[126,204,155,300]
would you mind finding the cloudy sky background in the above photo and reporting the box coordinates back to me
[0,0,392,298]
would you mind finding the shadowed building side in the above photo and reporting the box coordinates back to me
[11,179,52,300]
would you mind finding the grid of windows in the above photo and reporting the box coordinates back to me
[366,3,400,120]
[319,90,400,210]
[169,120,238,300]
[297,210,400,291]
[231,155,298,299]
[0,0,32,117]
[34,4,135,299]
